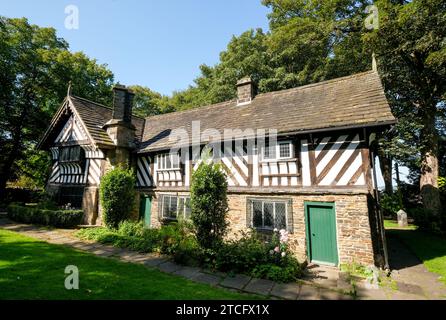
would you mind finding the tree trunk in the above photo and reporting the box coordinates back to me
[420,108,441,216]
[378,149,393,195]
[420,152,440,214]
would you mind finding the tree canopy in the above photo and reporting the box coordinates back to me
[1,1,445,218]
[0,17,114,196]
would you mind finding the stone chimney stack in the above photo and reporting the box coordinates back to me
[237,77,255,106]
[112,85,134,123]
[103,85,136,166]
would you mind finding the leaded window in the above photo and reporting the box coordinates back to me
[250,199,289,231]
[261,141,293,161]
[59,145,83,162]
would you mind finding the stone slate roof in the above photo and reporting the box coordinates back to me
[38,95,145,149]
[139,71,396,153]
[69,96,145,147]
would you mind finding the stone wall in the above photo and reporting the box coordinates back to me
[147,190,377,266]
[82,186,101,225]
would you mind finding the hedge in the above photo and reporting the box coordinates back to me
[7,204,83,228]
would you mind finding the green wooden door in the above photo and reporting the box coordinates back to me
[305,202,338,266]
[139,195,152,227]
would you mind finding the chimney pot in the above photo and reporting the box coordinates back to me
[236,76,255,106]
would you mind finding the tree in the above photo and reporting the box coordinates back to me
[190,157,229,249]
[170,29,274,110]
[12,150,51,190]
[166,0,445,219]
[129,85,174,117]
[99,167,136,229]
[0,17,114,200]
[367,0,446,215]
[262,0,374,91]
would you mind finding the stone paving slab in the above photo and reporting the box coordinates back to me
[201,269,227,278]
[158,261,182,273]
[69,242,96,250]
[91,248,116,257]
[270,283,300,300]
[244,278,275,295]
[319,289,352,300]
[142,255,169,267]
[47,237,69,245]
[298,284,320,300]
[126,254,153,264]
[388,291,426,300]
[355,285,388,300]
[174,266,202,280]
[193,272,221,286]
[115,249,139,260]
[220,274,252,290]
[394,281,425,296]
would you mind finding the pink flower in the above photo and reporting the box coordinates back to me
[274,246,280,253]
[279,230,289,243]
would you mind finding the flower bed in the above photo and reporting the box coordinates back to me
[7,204,83,228]
[76,221,305,283]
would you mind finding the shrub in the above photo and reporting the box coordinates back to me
[76,227,115,242]
[172,237,201,266]
[100,167,136,229]
[7,204,83,228]
[75,220,196,256]
[158,220,195,255]
[77,223,161,253]
[410,207,442,233]
[2,188,45,204]
[75,219,306,283]
[251,261,302,283]
[439,177,446,192]
[380,193,402,217]
[36,198,58,210]
[211,229,304,282]
[190,160,229,249]
[440,177,446,215]
[213,231,268,273]
[118,220,145,237]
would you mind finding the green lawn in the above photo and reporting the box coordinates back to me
[386,227,446,285]
[0,229,259,300]
[384,219,417,230]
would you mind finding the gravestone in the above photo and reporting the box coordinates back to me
[397,209,408,228]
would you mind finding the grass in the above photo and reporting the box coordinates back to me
[385,227,446,285]
[0,229,260,300]
[383,219,417,230]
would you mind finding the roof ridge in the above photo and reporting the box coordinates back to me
[70,95,145,120]
[256,70,377,98]
[143,70,377,122]
[145,99,236,121]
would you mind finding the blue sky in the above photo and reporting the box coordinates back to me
[1,0,270,95]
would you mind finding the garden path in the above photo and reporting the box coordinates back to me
[386,235,446,300]
[1,215,443,300]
